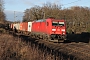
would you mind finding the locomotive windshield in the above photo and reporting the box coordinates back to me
[52,21,64,26]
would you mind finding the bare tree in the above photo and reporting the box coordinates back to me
[0,0,6,23]
[23,3,90,33]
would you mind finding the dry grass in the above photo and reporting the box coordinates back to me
[0,33,56,60]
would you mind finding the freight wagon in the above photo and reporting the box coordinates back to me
[11,22,32,34]
[20,22,32,34]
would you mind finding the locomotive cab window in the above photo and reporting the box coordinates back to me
[52,21,64,26]
[59,22,64,26]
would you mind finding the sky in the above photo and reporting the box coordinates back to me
[4,0,90,22]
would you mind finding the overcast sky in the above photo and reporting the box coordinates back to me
[4,0,90,21]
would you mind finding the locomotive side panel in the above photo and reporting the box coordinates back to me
[45,19,52,35]
[32,22,40,32]
[39,22,46,33]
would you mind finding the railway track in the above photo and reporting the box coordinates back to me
[8,30,90,60]
[40,40,90,60]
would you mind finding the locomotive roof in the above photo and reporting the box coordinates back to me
[35,19,46,22]
[34,18,65,22]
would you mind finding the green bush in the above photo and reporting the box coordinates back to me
[87,27,90,33]
[67,28,73,34]
[0,28,6,33]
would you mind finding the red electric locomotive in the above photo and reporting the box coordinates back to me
[31,18,66,42]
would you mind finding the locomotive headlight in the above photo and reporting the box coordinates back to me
[61,29,65,31]
[52,29,56,31]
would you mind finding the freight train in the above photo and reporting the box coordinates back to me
[10,18,66,42]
